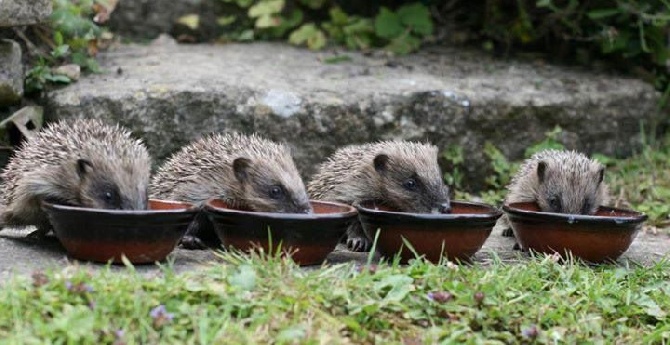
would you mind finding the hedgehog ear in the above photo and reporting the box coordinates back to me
[76,159,94,180]
[536,161,548,184]
[596,166,605,185]
[373,154,390,174]
[233,157,252,183]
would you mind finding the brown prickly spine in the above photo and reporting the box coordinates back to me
[308,140,451,252]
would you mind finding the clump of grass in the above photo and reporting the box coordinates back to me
[603,133,670,229]
[1,251,669,343]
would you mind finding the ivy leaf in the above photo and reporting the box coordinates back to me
[397,3,433,36]
[255,14,280,28]
[217,15,236,27]
[289,23,327,50]
[329,7,349,26]
[177,14,200,30]
[374,7,403,40]
[386,34,421,55]
[248,0,284,18]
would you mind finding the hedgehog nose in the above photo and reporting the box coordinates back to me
[438,202,451,214]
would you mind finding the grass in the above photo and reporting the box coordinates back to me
[1,251,670,344]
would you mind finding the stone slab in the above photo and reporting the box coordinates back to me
[45,40,662,189]
[0,39,23,105]
[0,0,52,27]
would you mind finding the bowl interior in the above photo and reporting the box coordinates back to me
[207,199,356,216]
[505,201,647,222]
[356,199,503,219]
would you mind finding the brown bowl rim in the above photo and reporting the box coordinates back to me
[41,199,197,215]
[503,202,647,225]
[354,199,503,221]
[204,199,358,219]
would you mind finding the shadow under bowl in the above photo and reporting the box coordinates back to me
[43,199,198,264]
[204,199,357,266]
[504,202,647,263]
[356,200,502,264]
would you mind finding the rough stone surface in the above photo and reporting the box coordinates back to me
[0,39,23,105]
[45,40,662,189]
[1,228,668,278]
[0,0,52,27]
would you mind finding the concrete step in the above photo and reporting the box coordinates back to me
[45,38,662,188]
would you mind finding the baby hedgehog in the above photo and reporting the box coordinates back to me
[150,132,312,249]
[0,118,151,237]
[499,149,611,239]
[308,140,451,252]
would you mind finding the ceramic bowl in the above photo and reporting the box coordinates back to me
[356,200,502,263]
[504,202,647,263]
[43,199,197,264]
[205,199,357,265]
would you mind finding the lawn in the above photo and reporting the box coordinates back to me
[1,252,669,344]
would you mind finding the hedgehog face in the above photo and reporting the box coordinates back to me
[76,159,150,210]
[232,157,312,214]
[373,153,451,214]
[535,160,605,215]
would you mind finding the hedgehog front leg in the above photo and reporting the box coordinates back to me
[345,221,372,252]
[497,215,515,237]
[180,211,221,250]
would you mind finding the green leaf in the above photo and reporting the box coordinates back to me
[299,0,326,10]
[53,31,64,46]
[255,14,280,28]
[397,3,433,36]
[329,7,349,26]
[385,34,421,55]
[217,15,236,27]
[177,14,200,30]
[374,274,413,302]
[45,74,72,84]
[374,7,403,40]
[587,9,621,20]
[289,23,327,50]
[238,29,255,41]
[228,265,257,291]
[248,0,284,18]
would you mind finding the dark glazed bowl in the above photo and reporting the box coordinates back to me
[43,199,198,264]
[204,199,357,266]
[504,202,647,263]
[356,200,502,264]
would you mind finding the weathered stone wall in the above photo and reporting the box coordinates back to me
[44,40,662,190]
[0,0,51,27]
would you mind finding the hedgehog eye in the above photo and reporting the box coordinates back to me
[403,178,418,191]
[549,195,562,212]
[269,186,284,200]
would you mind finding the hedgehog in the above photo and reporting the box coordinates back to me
[149,132,312,249]
[307,140,452,252]
[0,118,151,238]
[498,149,611,240]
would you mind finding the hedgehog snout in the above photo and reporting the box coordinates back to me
[438,202,451,214]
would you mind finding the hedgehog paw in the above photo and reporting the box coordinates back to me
[347,237,371,252]
[179,235,208,250]
[501,228,514,237]
[27,229,48,240]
